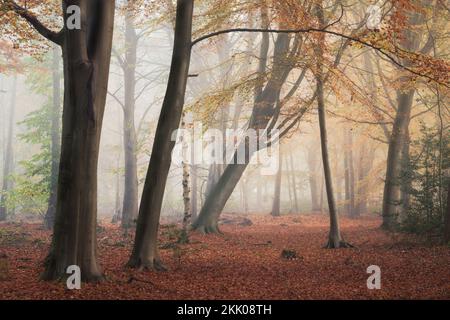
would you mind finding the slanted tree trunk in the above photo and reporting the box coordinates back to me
[127,0,193,270]
[192,33,291,233]
[0,75,16,222]
[121,10,139,229]
[42,1,115,282]
[44,46,62,230]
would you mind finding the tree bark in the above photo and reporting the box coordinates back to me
[42,1,115,282]
[44,45,62,230]
[0,75,16,221]
[315,0,349,248]
[381,90,414,230]
[381,9,424,231]
[121,10,139,229]
[127,0,193,270]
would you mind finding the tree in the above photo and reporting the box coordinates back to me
[445,181,450,243]
[382,2,436,230]
[271,150,282,217]
[0,74,16,221]
[192,32,294,233]
[314,0,350,248]
[44,45,62,230]
[128,0,194,270]
[307,139,321,212]
[1,0,117,281]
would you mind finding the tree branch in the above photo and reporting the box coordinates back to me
[7,0,63,46]
[192,25,448,88]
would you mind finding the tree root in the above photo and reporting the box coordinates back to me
[193,224,222,235]
[324,240,354,249]
[127,258,167,272]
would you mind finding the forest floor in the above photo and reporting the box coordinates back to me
[0,214,449,300]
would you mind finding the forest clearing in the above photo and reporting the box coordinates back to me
[1,214,449,300]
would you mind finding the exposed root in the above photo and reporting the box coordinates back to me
[193,223,222,235]
[324,240,354,249]
[127,257,167,272]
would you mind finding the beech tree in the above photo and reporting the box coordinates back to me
[2,0,116,281]
[128,0,194,270]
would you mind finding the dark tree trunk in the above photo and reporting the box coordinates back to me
[0,75,16,222]
[127,0,193,270]
[42,1,115,282]
[121,11,139,229]
[44,46,62,230]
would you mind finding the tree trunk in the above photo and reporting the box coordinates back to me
[271,151,282,217]
[0,75,16,222]
[192,33,291,233]
[381,10,423,231]
[42,1,115,282]
[444,181,450,243]
[382,90,414,230]
[289,151,299,213]
[127,0,193,270]
[356,144,368,215]
[347,129,357,218]
[180,115,191,242]
[400,126,411,215]
[317,77,348,248]
[190,164,198,220]
[307,145,320,212]
[315,0,349,248]
[44,46,62,230]
[121,10,139,229]
[193,162,249,233]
